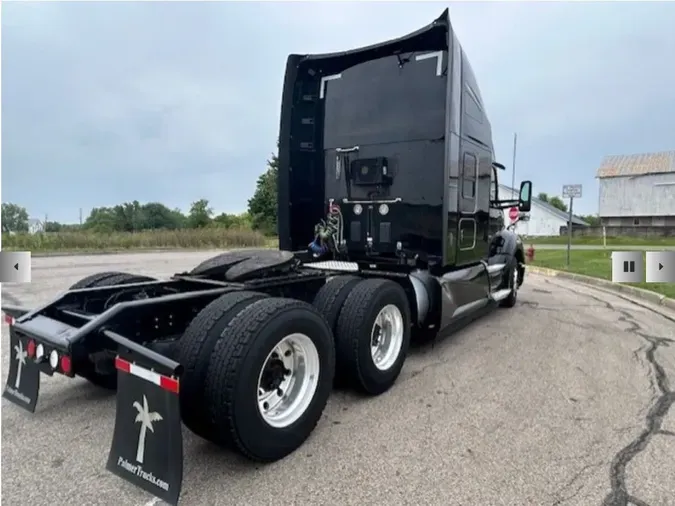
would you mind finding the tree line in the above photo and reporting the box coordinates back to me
[3,151,280,236]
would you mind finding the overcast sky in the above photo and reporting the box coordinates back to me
[3,1,674,222]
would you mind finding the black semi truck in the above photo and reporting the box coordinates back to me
[3,9,531,505]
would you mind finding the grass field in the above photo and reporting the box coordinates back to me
[525,235,675,246]
[530,250,675,299]
[2,228,271,253]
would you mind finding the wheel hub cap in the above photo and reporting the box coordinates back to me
[257,333,320,428]
[370,304,404,371]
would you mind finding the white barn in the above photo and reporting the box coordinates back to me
[596,151,675,228]
[498,185,589,237]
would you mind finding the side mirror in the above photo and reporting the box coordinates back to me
[518,181,532,212]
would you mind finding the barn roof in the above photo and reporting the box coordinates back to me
[498,185,589,226]
[596,151,675,178]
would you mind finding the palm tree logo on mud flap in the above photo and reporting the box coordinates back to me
[133,395,163,464]
[14,341,27,390]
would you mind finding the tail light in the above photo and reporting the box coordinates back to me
[4,314,14,325]
[60,356,72,375]
[27,339,36,358]
[36,344,45,360]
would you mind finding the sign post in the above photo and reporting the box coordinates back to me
[562,184,582,267]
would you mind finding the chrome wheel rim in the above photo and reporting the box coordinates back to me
[370,304,404,371]
[257,333,320,428]
[512,265,519,293]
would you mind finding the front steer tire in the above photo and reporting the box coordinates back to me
[178,289,268,441]
[70,271,157,390]
[335,278,411,396]
[204,297,335,462]
[499,256,519,308]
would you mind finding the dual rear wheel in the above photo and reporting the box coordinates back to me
[178,292,335,462]
[314,276,411,395]
[178,275,411,462]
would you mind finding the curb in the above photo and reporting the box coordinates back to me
[527,265,675,311]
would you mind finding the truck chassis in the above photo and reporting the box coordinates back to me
[3,248,522,504]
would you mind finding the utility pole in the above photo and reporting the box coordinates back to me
[511,132,518,190]
[79,208,83,225]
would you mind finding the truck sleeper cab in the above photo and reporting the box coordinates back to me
[2,9,531,506]
[279,8,532,335]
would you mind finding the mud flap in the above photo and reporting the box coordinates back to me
[106,355,183,505]
[2,328,40,412]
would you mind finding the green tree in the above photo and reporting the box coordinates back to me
[248,150,278,235]
[213,212,253,229]
[188,199,213,228]
[45,221,64,232]
[578,214,601,226]
[2,203,30,233]
[84,202,187,231]
[141,202,185,230]
[548,196,568,212]
[537,192,568,212]
[83,207,118,232]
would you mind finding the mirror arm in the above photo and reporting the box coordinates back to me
[492,199,520,209]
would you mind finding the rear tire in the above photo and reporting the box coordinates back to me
[312,275,361,385]
[204,297,335,462]
[71,271,157,389]
[178,290,268,440]
[335,278,411,395]
[312,275,361,333]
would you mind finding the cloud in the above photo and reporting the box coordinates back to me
[3,1,674,221]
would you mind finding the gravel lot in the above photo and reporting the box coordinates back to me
[2,251,674,506]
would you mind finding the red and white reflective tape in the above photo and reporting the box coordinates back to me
[4,314,15,326]
[114,356,179,394]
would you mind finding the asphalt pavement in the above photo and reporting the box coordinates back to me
[2,251,674,506]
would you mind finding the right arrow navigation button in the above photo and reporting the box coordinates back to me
[646,251,675,283]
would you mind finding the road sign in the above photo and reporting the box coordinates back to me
[562,184,582,199]
[508,207,519,222]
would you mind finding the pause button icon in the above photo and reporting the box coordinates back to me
[611,251,644,283]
